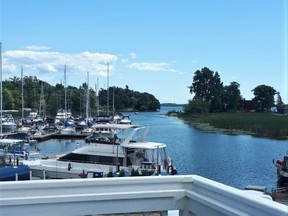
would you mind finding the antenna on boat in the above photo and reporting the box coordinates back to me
[0,42,2,134]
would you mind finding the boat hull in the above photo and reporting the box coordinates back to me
[0,165,30,181]
[25,160,115,179]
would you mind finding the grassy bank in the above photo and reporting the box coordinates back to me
[179,112,288,140]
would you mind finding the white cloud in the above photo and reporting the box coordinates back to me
[127,62,177,73]
[129,52,137,59]
[2,48,118,85]
[25,45,51,51]
[120,52,137,63]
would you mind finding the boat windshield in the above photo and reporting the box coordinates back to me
[127,147,170,169]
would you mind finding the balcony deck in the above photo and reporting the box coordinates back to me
[0,175,287,216]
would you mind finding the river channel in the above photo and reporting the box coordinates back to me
[31,106,288,191]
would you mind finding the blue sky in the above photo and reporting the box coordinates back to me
[1,0,287,104]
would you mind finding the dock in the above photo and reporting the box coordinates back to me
[34,131,90,142]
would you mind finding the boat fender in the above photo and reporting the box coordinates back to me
[167,165,174,175]
[68,163,72,171]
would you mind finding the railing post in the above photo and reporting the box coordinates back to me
[15,173,18,181]
[43,169,46,179]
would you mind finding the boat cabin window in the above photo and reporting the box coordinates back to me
[58,153,124,166]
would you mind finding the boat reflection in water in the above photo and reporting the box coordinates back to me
[23,124,177,179]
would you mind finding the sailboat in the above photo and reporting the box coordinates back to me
[59,65,76,135]
[80,72,94,135]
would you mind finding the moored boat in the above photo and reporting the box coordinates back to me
[23,124,177,179]
[0,164,30,181]
[119,115,132,124]
[275,155,288,185]
[1,114,17,133]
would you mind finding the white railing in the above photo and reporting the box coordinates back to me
[0,175,287,216]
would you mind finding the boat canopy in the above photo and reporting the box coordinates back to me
[121,141,167,149]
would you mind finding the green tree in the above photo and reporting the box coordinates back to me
[251,85,276,112]
[276,91,284,111]
[184,98,209,113]
[3,89,16,110]
[1,76,161,116]
[223,82,241,111]
[189,67,224,112]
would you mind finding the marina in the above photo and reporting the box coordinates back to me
[1,109,288,214]
[1,1,286,214]
[1,107,288,180]
[2,107,288,184]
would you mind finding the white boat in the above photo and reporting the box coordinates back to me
[1,114,17,133]
[3,132,37,145]
[119,115,132,124]
[60,127,76,135]
[0,138,29,160]
[24,124,177,179]
[59,120,76,135]
[54,109,73,125]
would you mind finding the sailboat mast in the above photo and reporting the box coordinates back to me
[112,87,115,117]
[21,66,24,119]
[95,79,99,116]
[64,64,67,119]
[107,62,109,116]
[39,81,45,117]
[86,72,89,124]
[0,42,2,134]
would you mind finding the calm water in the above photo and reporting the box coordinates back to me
[32,106,288,190]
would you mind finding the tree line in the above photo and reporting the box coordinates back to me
[2,76,160,117]
[185,67,283,113]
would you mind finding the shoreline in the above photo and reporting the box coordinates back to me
[168,112,288,140]
[184,121,288,140]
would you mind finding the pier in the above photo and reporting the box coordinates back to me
[0,175,287,216]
